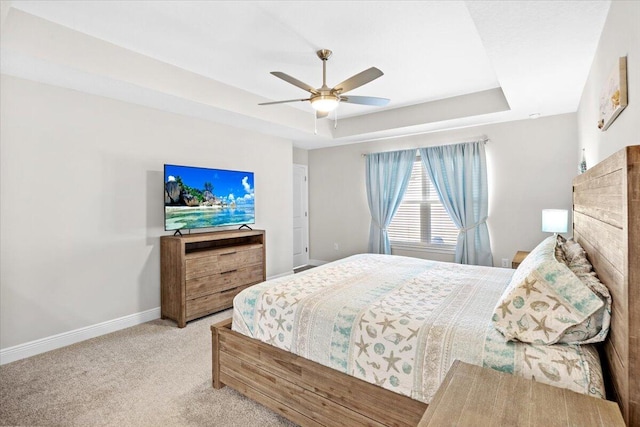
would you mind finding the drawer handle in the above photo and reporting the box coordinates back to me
[221,287,239,294]
[221,269,238,275]
[220,252,237,256]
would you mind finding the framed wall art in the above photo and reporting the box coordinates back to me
[598,56,628,131]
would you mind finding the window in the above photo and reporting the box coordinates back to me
[388,157,458,251]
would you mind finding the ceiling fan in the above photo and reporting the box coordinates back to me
[259,49,389,118]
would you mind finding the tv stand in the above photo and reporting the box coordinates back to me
[160,229,265,327]
[173,229,183,236]
[238,224,253,230]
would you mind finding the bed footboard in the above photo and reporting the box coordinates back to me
[211,319,228,390]
[211,319,427,427]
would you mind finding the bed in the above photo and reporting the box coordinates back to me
[212,145,639,426]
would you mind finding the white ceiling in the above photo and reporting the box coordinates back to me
[1,1,611,149]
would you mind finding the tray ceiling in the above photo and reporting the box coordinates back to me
[0,1,610,149]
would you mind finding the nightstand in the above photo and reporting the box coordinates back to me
[417,360,624,427]
[511,250,529,269]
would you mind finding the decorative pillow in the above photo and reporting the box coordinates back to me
[491,236,605,345]
[554,234,568,264]
[556,238,612,344]
[562,238,592,274]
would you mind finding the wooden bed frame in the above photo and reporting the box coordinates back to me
[212,145,639,426]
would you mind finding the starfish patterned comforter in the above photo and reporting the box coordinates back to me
[232,254,605,403]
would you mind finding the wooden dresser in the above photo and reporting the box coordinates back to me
[161,229,265,327]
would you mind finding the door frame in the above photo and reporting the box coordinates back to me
[292,163,309,268]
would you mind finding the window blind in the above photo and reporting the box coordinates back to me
[388,159,458,249]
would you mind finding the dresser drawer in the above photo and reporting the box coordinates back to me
[185,246,263,280]
[185,284,252,320]
[186,264,264,298]
[217,247,263,271]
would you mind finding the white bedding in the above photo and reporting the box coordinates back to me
[232,254,605,403]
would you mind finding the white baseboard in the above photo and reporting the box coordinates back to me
[309,259,329,266]
[0,307,161,365]
[1,268,315,365]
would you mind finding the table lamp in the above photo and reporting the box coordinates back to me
[542,209,568,236]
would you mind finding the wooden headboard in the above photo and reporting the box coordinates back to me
[573,145,639,426]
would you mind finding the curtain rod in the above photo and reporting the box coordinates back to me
[361,136,489,157]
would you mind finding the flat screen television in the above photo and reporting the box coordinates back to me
[164,164,255,231]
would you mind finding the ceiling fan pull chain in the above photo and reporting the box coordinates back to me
[314,113,318,135]
[334,108,338,129]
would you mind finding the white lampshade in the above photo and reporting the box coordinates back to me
[542,209,568,233]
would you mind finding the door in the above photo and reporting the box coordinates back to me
[293,164,309,268]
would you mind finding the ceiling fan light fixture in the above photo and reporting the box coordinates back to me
[310,95,339,112]
[260,49,387,117]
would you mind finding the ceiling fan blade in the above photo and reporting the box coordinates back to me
[333,67,384,94]
[271,72,319,94]
[340,95,390,107]
[316,111,329,119]
[258,98,310,106]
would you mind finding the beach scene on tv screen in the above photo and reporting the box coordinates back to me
[164,165,255,230]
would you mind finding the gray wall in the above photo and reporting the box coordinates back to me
[308,114,579,266]
[0,75,294,349]
[577,0,640,163]
[293,147,308,165]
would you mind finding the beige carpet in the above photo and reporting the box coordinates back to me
[0,310,297,427]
